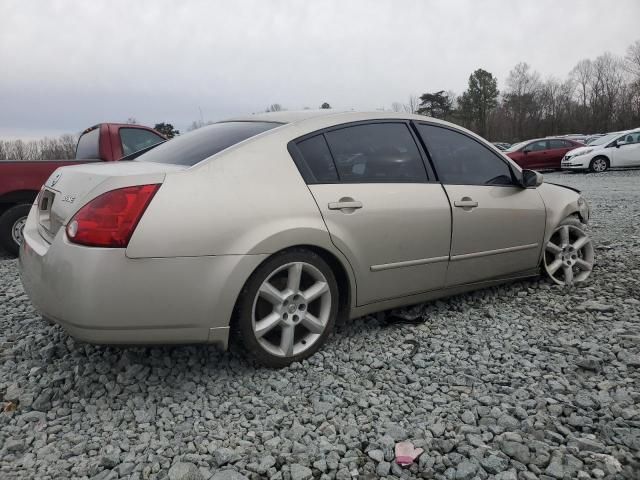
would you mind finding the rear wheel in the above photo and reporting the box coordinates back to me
[0,204,31,256]
[236,249,338,367]
[544,217,594,286]
[589,156,609,173]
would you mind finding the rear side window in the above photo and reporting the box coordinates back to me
[75,127,100,159]
[136,121,281,166]
[549,139,571,149]
[323,123,427,182]
[296,135,339,182]
[120,128,164,156]
[416,124,514,186]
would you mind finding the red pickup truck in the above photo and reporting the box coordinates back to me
[0,123,165,255]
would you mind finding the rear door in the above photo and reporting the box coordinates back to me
[547,139,574,169]
[289,122,452,305]
[414,123,546,286]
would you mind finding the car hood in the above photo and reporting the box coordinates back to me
[566,145,597,156]
[544,182,580,194]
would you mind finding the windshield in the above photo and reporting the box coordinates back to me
[589,132,623,146]
[505,141,529,152]
[135,121,282,166]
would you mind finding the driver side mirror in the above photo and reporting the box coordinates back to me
[522,169,543,188]
[616,140,626,148]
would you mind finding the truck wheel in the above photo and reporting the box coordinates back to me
[0,204,31,256]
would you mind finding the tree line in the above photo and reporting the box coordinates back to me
[395,40,640,142]
[0,135,78,161]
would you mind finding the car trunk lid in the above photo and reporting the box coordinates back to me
[37,161,186,243]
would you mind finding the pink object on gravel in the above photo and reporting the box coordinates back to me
[395,441,424,466]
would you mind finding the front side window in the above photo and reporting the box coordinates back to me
[620,132,640,145]
[416,124,515,186]
[322,123,427,182]
[528,140,548,152]
[120,128,165,157]
[136,122,281,166]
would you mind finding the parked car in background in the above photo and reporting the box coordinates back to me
[585,134,605,145]
[0,123,165,255]
[562,128,640,172]
[492,142,511,151]
[505,137,584,170]
[19,110,593,367]
[563,134,588,144]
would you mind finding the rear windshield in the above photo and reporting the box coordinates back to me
[75,127,100,159]
[135,121,281,166]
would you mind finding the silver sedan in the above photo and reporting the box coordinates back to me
[19,111,594,367]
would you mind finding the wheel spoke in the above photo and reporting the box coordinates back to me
[280,325,295,356]
[575,258,592,271]
[560,226,570,246]
[563,266,574,284]
[287,263,303,292]
[572,235,590,250]
[547,258,563,274]
[546,242,562,255]
[255,312,281,338]
[259,282,285,305]
[301,313,325,334]
[302,281,329,303]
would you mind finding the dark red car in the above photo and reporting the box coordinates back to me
[505,138,584,170]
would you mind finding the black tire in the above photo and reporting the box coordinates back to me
[235,248,339,368]
[0,204,31,256]
[589,156,609,173]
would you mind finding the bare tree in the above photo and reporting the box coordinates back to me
[625,40,640,78]
[266,104,283,112]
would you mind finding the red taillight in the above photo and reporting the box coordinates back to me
[66,184,160,247]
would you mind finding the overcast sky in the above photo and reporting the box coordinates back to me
[1,0,638,139]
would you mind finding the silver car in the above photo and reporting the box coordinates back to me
[19,111,594,367]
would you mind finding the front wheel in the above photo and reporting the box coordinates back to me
[236,249,338,367]
[543,217,594,286]
[589,157,609,173]
[0,204,31,256]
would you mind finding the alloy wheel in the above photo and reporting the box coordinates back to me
[251,261,332,358]
[11,216,27,246]
[591,158,607,172]
[544,224,594,285]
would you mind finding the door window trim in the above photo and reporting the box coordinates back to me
[287,119,437,184]
[412,121,520,187]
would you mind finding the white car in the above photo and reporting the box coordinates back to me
[561,128,640,172]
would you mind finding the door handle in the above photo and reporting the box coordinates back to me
[454,197,478,209]
[328,200,363,210]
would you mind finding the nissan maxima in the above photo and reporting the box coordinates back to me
[19,111,594,367]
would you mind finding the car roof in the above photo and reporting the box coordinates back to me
[225,110,458,127]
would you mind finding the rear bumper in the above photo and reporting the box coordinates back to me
[18,210,266,347]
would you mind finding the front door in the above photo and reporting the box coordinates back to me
[614,133,640,167]
[291,122,452,305]
[415,123,546,286]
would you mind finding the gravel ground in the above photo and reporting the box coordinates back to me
[1,170,639,480]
